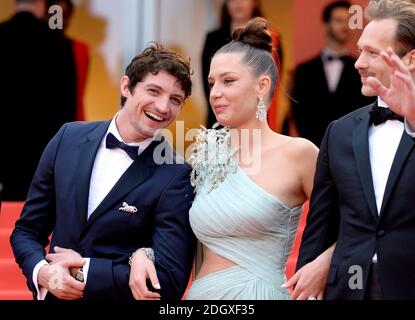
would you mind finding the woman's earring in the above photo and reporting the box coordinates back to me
[256,97,267,121]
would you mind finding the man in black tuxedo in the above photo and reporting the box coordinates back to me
[0,0,76,201]
[291,0,373,147]
[295,0,415,299]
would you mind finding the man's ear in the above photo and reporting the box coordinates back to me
[256,75,271,99]
[120,76,131,98]
[407,49,415,72]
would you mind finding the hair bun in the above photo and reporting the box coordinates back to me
[232,17,273,53]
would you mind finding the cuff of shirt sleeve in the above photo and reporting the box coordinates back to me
[83,258,90,284]
[405,118,415,137]
[33,260,49,300]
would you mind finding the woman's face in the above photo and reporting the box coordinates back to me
[208,52,260,127]
[226,0,257,24]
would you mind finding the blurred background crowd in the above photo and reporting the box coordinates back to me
[0,0,374,201]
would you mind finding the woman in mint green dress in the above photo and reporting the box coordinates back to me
[128,17,334,300]
[186,17,319,300]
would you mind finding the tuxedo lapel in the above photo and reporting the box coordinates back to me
[380,131,415,217]
[317,57,330,93]
[335,59,352,95]
[352,108,378,221]
[80,138,163,235]
[75,122,110,226]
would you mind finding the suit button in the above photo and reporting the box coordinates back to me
[377,230,385,237]
[80,250,85,256]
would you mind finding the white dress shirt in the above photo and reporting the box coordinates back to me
[369,98,407,263]
[87,115,152,218]
[33,114,153,299]
[321,47,347,93]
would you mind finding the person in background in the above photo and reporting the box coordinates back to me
[291,0,373,147]
[48,0,89,121]
[201,0,283,130]
[0,0,76,201]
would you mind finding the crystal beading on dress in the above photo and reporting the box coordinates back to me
[189,123,238,194]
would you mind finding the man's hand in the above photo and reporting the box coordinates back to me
[129,250,161,300]
[46,246,82,264]
[46,246,84,278]
[37,262,85,300]
[366,47,415,128]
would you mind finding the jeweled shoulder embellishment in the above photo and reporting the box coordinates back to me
[189,123,238,194]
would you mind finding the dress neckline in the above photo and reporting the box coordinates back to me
[236,166,303,211]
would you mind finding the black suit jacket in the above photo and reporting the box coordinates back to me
[296,103,415,299]
[0,12,76,200]
[292,54,374,147]
[10,121,196,300]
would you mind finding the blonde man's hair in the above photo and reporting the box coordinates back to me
[365,0,415,56]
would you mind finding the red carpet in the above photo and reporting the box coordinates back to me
[0,202,32,299]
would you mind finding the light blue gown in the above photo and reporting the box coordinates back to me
[186,164,303,300]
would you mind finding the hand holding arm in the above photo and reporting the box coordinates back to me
[283,243,335,300]
[129,249,161,300]
[45,246,86,281]
[37,259,85,300]
[46,246,83,265]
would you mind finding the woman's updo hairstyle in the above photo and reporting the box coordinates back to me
[214,17,278,101]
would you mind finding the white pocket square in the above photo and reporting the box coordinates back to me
[118,202,138,214]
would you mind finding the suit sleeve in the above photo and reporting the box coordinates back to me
[296,122,340,270]
[10,124,68,293]
[84,166,196,300]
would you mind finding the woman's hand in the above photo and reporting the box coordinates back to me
[129,249,161,300]
[282,244,335,300]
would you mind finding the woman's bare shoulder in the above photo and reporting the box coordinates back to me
[269,134,318,159]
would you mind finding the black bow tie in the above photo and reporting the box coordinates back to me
[369,105,404,126]
[106,133,139,160]
[325,54,347,62]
